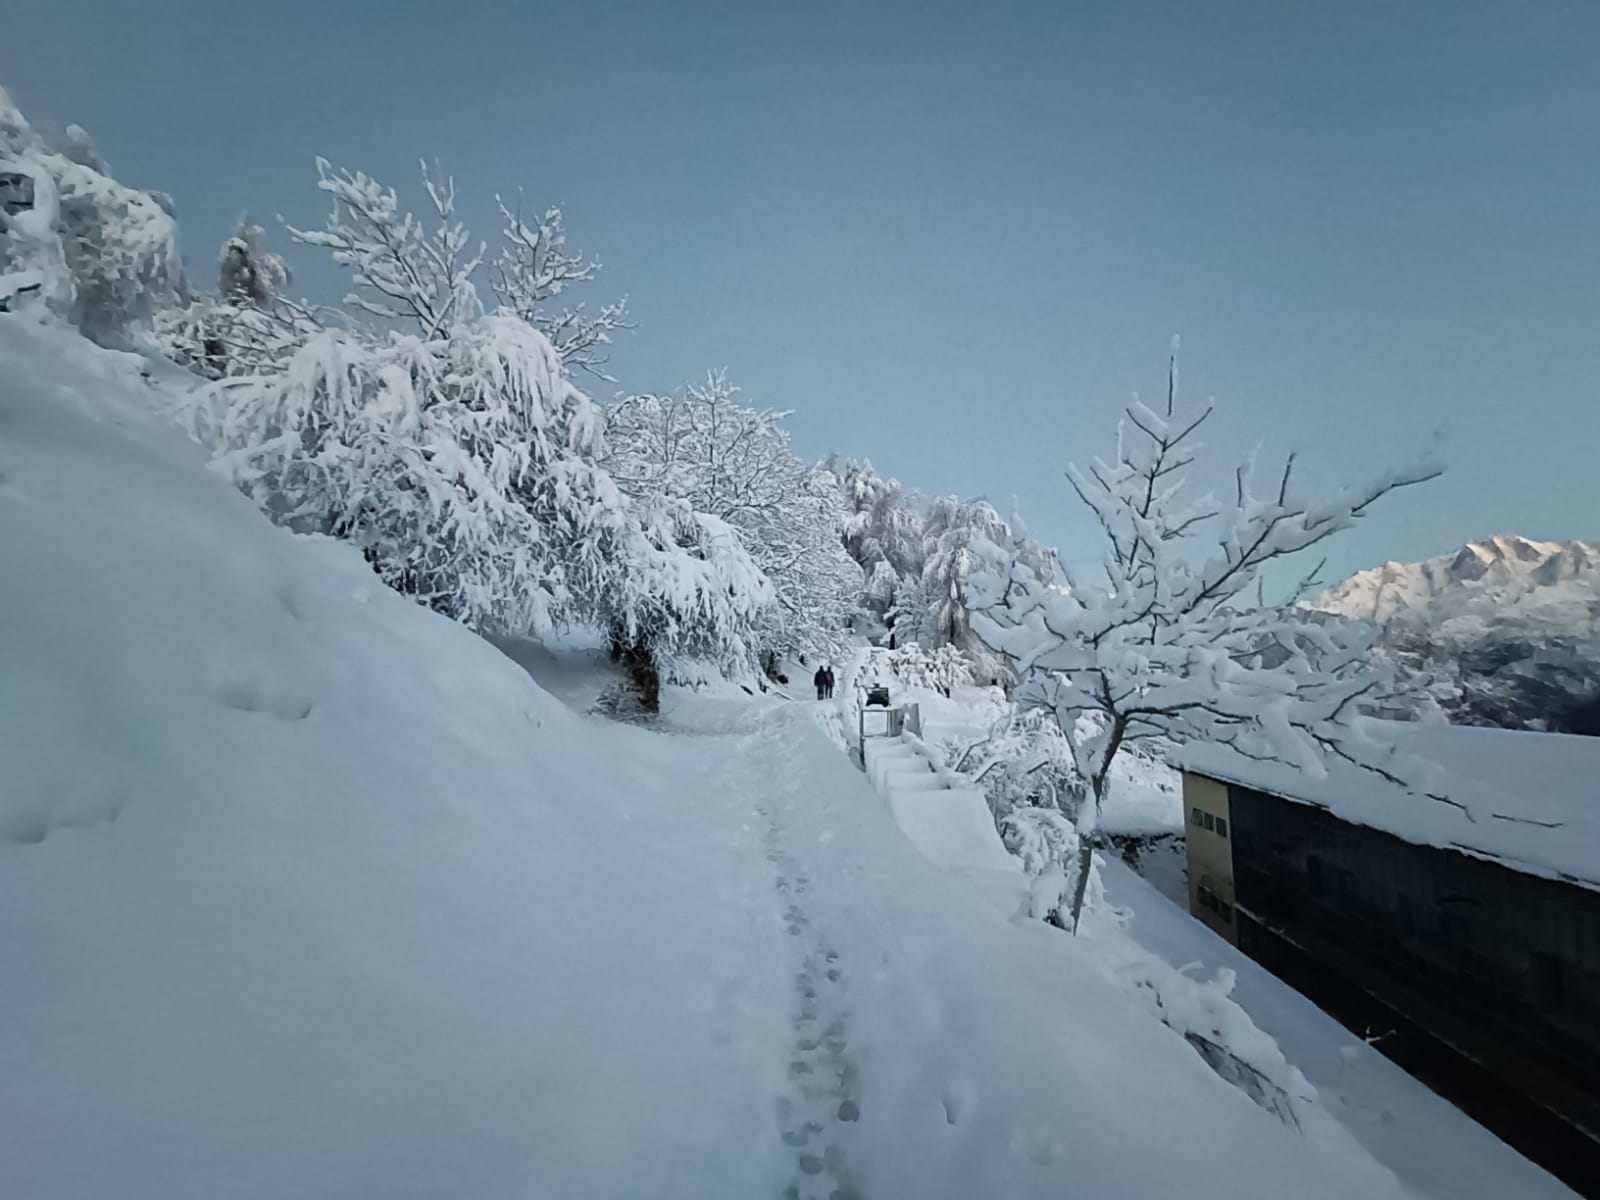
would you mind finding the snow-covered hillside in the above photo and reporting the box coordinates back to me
[0,316,1462,1199]
[1307,535,1600,732]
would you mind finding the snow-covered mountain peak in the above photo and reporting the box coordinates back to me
[1307,535,1600,733]
[1310,535,1600,628]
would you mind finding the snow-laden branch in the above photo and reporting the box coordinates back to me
[491,193,632,379]
[972,346,1443,931]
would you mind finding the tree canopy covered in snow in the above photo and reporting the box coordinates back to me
[835,459,928,642]
[0,86,183,344]
[605,373,856,665]
[972,344,1441,930]
[491,194,631,380]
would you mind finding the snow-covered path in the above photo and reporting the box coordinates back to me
[641,692,1417,1200]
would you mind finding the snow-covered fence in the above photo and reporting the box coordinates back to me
[857,699,920,750]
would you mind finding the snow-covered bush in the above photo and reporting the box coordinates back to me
[879,642,973,695]
[973,342,1441,931]
[949,706,1084,820]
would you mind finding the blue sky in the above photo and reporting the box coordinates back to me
[5,0,1596,584]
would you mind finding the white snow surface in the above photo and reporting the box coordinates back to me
[0,317,1483,1198]
[862,737,1020,875]
[1099,862,1578,1200]
[1181,721,1600,889]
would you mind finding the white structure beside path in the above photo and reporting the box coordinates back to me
[862,730,1020,876]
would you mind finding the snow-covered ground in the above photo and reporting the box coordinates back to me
[0,316,1569,1198]
[832,647,1575,1199]
[1099,863,1576,1200]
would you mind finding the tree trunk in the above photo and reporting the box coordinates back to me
[608,624,661,713]
[1065,758,1116,933]
[1066,835,1096,934]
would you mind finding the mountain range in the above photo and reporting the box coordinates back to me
[1307,536,1600,734]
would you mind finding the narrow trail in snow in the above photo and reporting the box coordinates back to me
[756,776,865,1200]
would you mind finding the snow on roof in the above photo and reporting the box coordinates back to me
[1179,723,1600,891]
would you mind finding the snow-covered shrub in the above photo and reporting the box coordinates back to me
[1120,961,1315,1131]
[876,642,973,695]
[950,707,1084,820]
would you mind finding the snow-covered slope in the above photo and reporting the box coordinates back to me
[1099,862,1577,1200]
[1307,535,1600,731]
[0,316,1539,1198]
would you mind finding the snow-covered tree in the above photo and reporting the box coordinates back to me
[971,343,1441,931]
[916,497,1010,650]
[604,374,856,664]
[211,313,621,633]
[590,497,773,698]
[201,159,626,635]
[158,217,322,380]
[196,157,764,695]
[491,194,630,379]
[0,88,182,343]
[835,459,926,642]
[220,216,290,306]
[915,496,1058,683]
[288,157,483,338]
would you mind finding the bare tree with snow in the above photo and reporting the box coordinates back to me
[971,342,1440,932]
[491,194,631,379]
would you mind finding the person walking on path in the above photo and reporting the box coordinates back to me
[814,666,828,702]
[823,667,836,700]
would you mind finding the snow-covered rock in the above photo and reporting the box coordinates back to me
[1306,535,1600,732]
